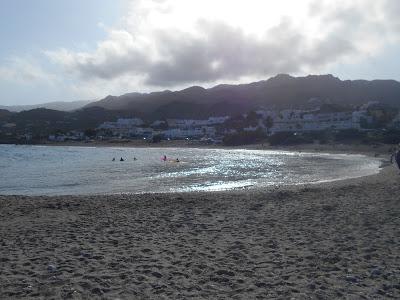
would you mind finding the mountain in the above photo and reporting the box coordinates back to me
[0,107,139,142]
[0,100,93,112]
[87,74,400,120]
[3,74,400,137]
[4,107,130,133]
[0,109,12,121]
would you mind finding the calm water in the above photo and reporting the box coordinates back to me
[0,145,381,196]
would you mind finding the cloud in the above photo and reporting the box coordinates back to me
[45,0,400,94]
[143,20,311,85]
[382,0,400,33]
[0,57,56,85]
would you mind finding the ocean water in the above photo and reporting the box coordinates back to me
[0,145,381,196]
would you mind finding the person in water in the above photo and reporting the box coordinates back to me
[162,155,167,161]
[176,158,180,163]
[120,157,125,162]
[133,157,137,161]
[391,146,400,172]
[112,158,116,161]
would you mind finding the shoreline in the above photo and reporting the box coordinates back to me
[2,139,395,156]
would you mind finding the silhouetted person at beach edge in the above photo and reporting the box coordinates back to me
[390,146,400,173]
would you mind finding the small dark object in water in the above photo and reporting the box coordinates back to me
[47,264,57,272]
[120,157,125,162]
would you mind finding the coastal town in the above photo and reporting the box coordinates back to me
[0,100,399,145]
[39,101,399,144]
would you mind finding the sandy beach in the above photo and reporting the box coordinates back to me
[1,163,399,299]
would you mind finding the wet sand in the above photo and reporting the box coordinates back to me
[0,166,399,299]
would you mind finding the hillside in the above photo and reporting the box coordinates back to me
[0,100,93,112]
[86,74,400,120]
[1,107,131,137]
[2,74,400,139]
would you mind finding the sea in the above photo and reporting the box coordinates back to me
[0,145,381,196]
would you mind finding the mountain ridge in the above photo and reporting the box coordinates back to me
[86,74,400,120]
[0,100,93,112]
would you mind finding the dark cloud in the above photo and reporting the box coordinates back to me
[47,0,400,88]
[75,49,149,80]
[65,20,356,87]
[144,20,355,86]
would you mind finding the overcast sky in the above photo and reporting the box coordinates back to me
[1,0,400,105]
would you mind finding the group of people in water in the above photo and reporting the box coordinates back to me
[112,157,125,162]
[109,146,400,169]
[112,155,180,163]
[161,155,180,163]
[112,157,137,162]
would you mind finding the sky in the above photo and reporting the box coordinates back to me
[1,0,400,106]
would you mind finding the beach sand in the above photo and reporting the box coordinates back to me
[0,166,399,299]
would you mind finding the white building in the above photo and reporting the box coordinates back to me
[202,126,217,136]
[151,120,167,127]
[243,126,259,132]
[207,116,230,125]
[162,128,204,139]
[116,118,144,126]
[2,123,16,129]
[351,111,373,129]
[98,118,144,130]
[62,131,85,141]
[166,119,209,128]
[360,101,380,110]
[269,110,363,133]
[389,112,400,129]
[255,110,276,119]
[166,116,229,128]
[131,127,154,137]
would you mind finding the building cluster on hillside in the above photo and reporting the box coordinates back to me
[252,109,372,133]
[38,101,400,143]
[95,116,229,142]
[48,130,85,142]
